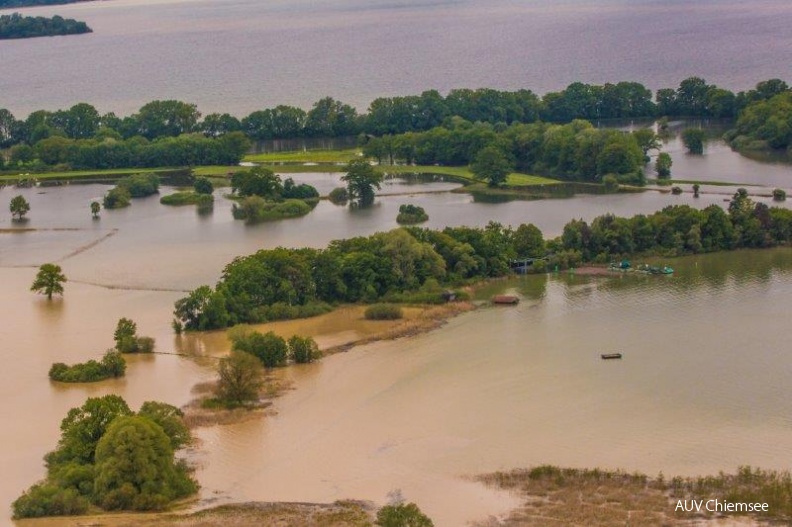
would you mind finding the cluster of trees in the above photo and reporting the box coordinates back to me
[12,395,196,519]
[160,176,215,207]
[396,204,429,224]
[174,188,792,331]
[229,167,320,222]
[103,173,160,209]
[0,0,89,7]
[363,119,647,185]
[49,350,125,383]
[725,91,792,151]
[113,317,155,353]
[560,189,792,262]
[229,327,320,368]
[0,12,91,39]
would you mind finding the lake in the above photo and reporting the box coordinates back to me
[3,0,792,116]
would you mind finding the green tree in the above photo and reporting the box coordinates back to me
[342,159,383,206]
[513,223,545,257]
[632,128,660,156]
[216,351,264,406]
[31,263,66,300]
[113,318,138,352]
[93,416,197,511]
[132,100,200,139]
[173,285,229,331]
[288,335,320,364]
[655,152,672,178]
[10,194,30,219]
[376,502,434,527]
[193,177,214,195]
[90,201,101,218]
[681,128,706,154]
[693,183,700,198]
[138,402,191,450]
[231,329,289,368]
[470,146,512,187]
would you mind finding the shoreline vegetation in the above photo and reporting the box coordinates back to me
[0,12,91,39]
[0,0,93,8]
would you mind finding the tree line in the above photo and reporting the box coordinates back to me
[0,12,91,39]
[173,188,792,332]
[725,91,792,152]
[1,78,788,152]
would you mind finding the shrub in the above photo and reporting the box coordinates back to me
[396,204,429,224]
[681,128,705,154]
[376,502,434,527]
[230,328,289,368]
[602,174,619,192]
[12,483,89,519]
[671,186,683,195]
[117,173,160,198]
[215,351,264,407]
[232,196,314,222]
[773,188,786,201]
[289,335,320,364]
[103,186,131,209]
[283,177,319,199]
[114,318,154,353]
[160,191,214,206]
[328,186,349,204]
[193,177,214,195]
[364,304,404,320]
[49,350,127,383]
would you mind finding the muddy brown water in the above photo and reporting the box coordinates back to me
[3,181,792,525]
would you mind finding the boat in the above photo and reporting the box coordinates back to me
[492,295,520,305]
[601,353,623,360]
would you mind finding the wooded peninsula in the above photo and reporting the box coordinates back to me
[0,12,91,39]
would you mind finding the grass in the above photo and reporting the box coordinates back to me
[244,148,362,164]
[160,192,214,206]
[377,164,559,187]
[0,166,239,182]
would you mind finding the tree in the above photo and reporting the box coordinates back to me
[93,416,197,511]
[513,223,545,257]
[132,100,200,139]
[113,318,138,352]
[173,285,229,331]
[632,128,659,156]
[193,177,214,195]
[376,502,434,527]
[681,128,706,154]
[90,201,101,218]
[231,329,289,368]
[216,351,264,406]
[288,335,320,364]
[693,183,700,198]
[341,159,383,206]
[31,263,66,300]
[655,152,672,178]
[470,146,513,187]
[10,194,30,220]
[138,402,191,450]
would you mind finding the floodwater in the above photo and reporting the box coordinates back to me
[3,0,792,115]
[3,173,792,524]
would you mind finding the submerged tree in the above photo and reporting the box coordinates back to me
[90,201,101,218]
[655,152,673,178]
[681,128,706,154]
[10,194,30,220]
[341,159,383,206]
[216,351,264,407]
[31,263,66,300]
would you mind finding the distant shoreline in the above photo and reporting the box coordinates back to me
[0,0,99,10]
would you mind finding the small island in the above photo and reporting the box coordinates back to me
[0,12,92,39]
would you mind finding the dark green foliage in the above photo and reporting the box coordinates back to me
[727,91,792,151]
[342,159,383,206]
[173,285,229,331]
[681,128,706,154]
[114,318,155,353]
[282,177,320,199]
[671,186,683,195]
[231,166,283,198]
[117,173,159,198]
[655,152,672,178]
[773,188,786,201]
[232,196,314,222]
[0,12,91,40]
[288,335,320,364]
[90,201,101,218]
[364,304,404,320]
[602,174,619,192]
[93,416,197,511]
[49,350,126,383]
[14,396,196,519]
[193,176,214,195]
[215,351,264,407]
[10,194,30,219]
[103,186,131,209]
[137,402,191,450]
[230,327,289,368]
[328,186,349,204]
[31,263,66,299]
[396,204,429,224]
[160,191,213,206]
[513,223,545,257]
[470,145,513,187]
[376,502,434,527]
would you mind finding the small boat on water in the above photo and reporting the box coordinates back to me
[492,295,520,305]
[636,264,674,275]
[601,353,623,360]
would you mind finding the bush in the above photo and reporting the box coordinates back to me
[160,191,214,206]
[364,304,404,320]
[114,318,155,353]
[252,301,332,322]
[230,328,289,368]
[103,186,131,209]
[671,186,683,195]
[283,177,319,199]
[602,174,619,192]
[681,128,705,154]
[289,335,320,364]
[49,350,127,383]
[376,502,434,527]
[215,351,264,407]
[232,196,314,222]
[328,187,349,204]
[396,204,429,224]
[773,188,786,201]
[12,483,89,519]
[193,177,214,195]
[117,173,160,198]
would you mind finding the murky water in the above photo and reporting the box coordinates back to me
[3,0,792,115]
[3,174,792,524]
